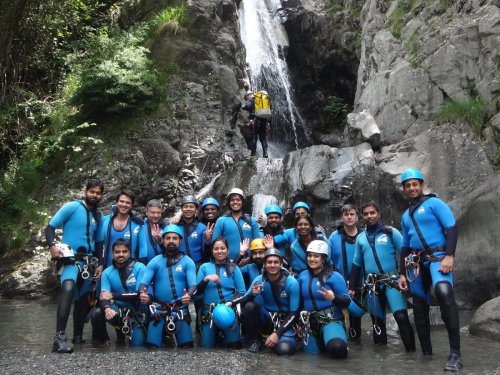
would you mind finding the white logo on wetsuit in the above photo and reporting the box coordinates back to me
[242,223,251,230]
[191,232,198,238]
[126,274,136,286]
[223,271,228,277]
[418,207,425,214]
[134,227,140,235]
[124,231,131,239]
[377,234,388,244]
[175,265,183,272]
[280,291,288,297]
[316,281,321,286]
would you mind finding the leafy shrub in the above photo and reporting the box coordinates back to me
[325,96,352,126]
[435,97,488,135]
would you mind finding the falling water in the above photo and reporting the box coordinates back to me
[247,158,285,217]
[239,0,302,154]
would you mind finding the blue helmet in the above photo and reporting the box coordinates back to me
[201,197,220,209]
[401,168,424,184]
[264,204,282,217]
[211,304,237,330]
[347,297,367,318]
[292,201,311,213]
[161,224,183,239]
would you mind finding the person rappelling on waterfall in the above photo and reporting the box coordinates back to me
[242,90,271,158]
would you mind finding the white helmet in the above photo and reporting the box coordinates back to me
[55,243,75,258]
[307,240,329,256]
[227,188,245,200]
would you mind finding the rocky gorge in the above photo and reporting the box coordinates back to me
[1,0,499,341]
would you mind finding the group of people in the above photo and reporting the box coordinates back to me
[46,168,463,372]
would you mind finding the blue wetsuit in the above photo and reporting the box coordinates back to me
[240,263,262,288]
[140,253,197,347]
[141,218,168,262]
[196,261,246,347]
[178,218,207,264]
[212,214,261,260]
[298,267,350,357]
[92,260,148,345]
[400,194,460,355]
[350,223,415,350]
[97,213,147,268]
[289,238,332,275]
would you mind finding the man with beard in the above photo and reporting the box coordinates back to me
[45,179,104,353]
[97,190,146,268]
[328,204,363,340]
[261,204,286,256]
[237,238,267,287]
[230,249,300,354]
[91,239,148,347]
[139,225,196,348]
[212,188,260,262]
[142,199,169,262]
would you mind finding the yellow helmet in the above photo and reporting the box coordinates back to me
[250,238,266,252]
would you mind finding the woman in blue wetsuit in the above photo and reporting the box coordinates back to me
[196,237,246,348]
[299,240,350,358]
[289,215,322,275]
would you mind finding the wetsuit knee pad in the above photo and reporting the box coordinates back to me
[275,340,296,355]
[434,281,454,304]
[243,301,259,315]
[325,338,347,359]
[392,309,409,322]
[90,307,104,323]
[61,279,75,294]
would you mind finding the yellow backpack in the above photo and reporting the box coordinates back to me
[254,91,272,119]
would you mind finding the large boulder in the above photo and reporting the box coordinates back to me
[469,296,500,341]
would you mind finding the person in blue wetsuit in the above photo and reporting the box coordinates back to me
[96,190,146,268]
[200,197,220,226]
[91,239,148,347]
[141,199,169,262]
[328,204,363,340]
[139,225,196,348]
[299,240,351,358]
[45,179,104,353]
[261,204,286,256]
[349,202,415,351]
[177,195,213,269]
[289,215,326,275]
[212,188,260,262]
[397,168,463,372]
[237,238,267,287]
[232,248,300,355]
[196,237,246,348]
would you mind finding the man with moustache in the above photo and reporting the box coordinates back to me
[45,179,104,353]
[142,199,169,262]
[212,188,260,261]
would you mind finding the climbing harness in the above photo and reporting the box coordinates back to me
[404,250,446,283]
[116,307,148,342]
[364,272,399,336]
[149,302,187,336]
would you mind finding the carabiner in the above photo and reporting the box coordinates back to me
[373,324,382,336]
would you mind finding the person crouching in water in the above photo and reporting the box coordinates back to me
[196,237,246,348]
[91,239,148,346]
[298,240,351,358]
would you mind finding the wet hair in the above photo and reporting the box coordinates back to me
[341,204,358,215]
[146,199,162,210]
[115,190,135,205]
[361,201,380,213]
[86,179,104,192]
[212,236,229,250]
[112,238,130,251]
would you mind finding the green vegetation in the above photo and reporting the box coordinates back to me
[0,0,188,254]
[327,3,344,13]
[389,0,421,38]
[325,96,352,127]
[495,150,500,166]
[405,29,421,68]
[435,97,488,136]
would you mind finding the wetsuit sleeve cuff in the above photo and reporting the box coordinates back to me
[195,279,208,294]
[445,225,458,256]
[334,295,350,309]
[100,300,111,310]
[44,225,56,247]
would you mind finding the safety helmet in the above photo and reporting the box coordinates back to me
[264,248,283,261]
[306,240,329,256]
[401,168,424,184]
[250,238,266,252]
[264,204,283,217]
[226,188,245,201]
[180,195,199,207]
[55,243,74,258]
[161,224,183,239]
[201,197,220,209]
[292,201,311,213]
[211,304,237,330]
[244,90,253,100]
[347,297,367,318]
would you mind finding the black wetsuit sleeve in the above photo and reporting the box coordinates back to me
[348,265,362,291]
[233,253,244,265]
[138,257,147,265]
[334,295,351,309]
[195,279,208,295]
[95,242,104,266]
[276,311,299,337]
[230,293,254,306]
[45,225,56,247]
[445,225,458,256]
[100,299,112,309]
[112,292,140,303]
[400,247,411,275]
[187,285,197,297]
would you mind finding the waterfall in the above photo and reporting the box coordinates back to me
[247,158,285,218]
[239,0,302,154]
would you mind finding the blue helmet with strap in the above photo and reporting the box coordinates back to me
[292,201,311,213]
[212,304,237,330]
[264,204,282,217]
[401,168,424,184]
[161,224,183,239]
[201,197,220,209]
